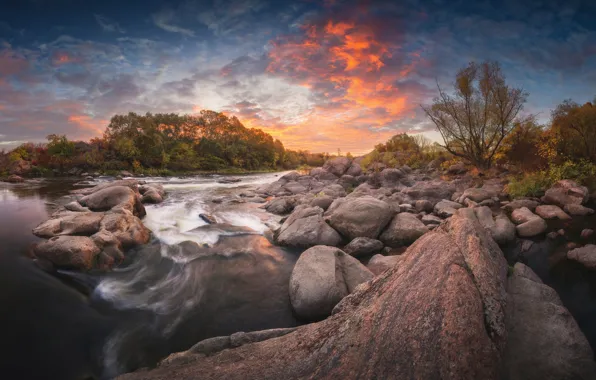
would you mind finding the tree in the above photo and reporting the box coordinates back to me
[422,61,530,169]
[550,99,596,161]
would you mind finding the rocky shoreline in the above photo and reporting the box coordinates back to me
[22,156,596,379]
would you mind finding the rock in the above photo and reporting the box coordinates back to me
[534,205,571,220]
[343,237,384,258]
[400,165,412,173]
[338,175,358,190]
[71,179,141,196]
[139,183,166,198]
[80,186,146,217]
[414,199,433,213]
[516,218,548,238]
[289,246,373,321]
[421,214,442,225]
[100,210,151,248]
[567,245,596,269]
[283,181,308,194]
[325,196,394,240]
[309,167,337,181]
[8,159,31,176]
[265,197,295,215]
[379,168,403,187]
[511,207,538,224]
[564,204,595,216]
[345,162,362,177]
[323,156,352,177]
[547,231,559,240]
[64,201,90,212]
[6,174,24,183]
[501,199,539,213]
[33,212,104,238]
[33,236,100,270]
[543,179,589,207]
[379,212,429,247]
[492,215,516,245]
[309,195,333,211]
[503,263,596,379]
[120,170,133,177]
[117,209,509,380]
[458,188,493,203]
[398,204,413,213]
[199,214,217,224]
[276,206,342,248]
[434,199,463,218]
[402,180,456,205]
[447,162,467,174]
[581,229,594,240]
[318,184,346,199]
[141,189,163,204]
[366,254,403,275]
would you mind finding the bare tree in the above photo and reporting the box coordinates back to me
[421,61,530,169]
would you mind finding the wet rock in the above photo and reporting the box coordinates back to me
[276,206,342,248]
[343,237,383,258]
[199,214,217,224]
[434,199,463,218]
[564,204,595,216]
[501,199,539,213]
[534,205,571,220]
[71,179,141,196]
[567,245,596,269]
[33,236,100,270]
[139,183,166,198]
[326,196,394,240]
[33,212,104,238]
[543,179,589,207]
[581,229,594,240]
[379,212,429,247]
[80,186,146,217]
[141,188,163,204]
[100,210,151,248]
[289,245,373,321]
[367,254,403,275]
[323,157,352,177]
[6,174,25,183]
[503,263,596,379]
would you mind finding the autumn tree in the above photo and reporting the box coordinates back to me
[550,99,596,161]
[422,61,530,169]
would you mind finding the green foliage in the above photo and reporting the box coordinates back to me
[46,134,75,158]
[505,172,552,198]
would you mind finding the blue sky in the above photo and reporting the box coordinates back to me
[0,0,594,154]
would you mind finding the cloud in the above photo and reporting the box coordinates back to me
[94,14,126,33]
[152,9,195,37]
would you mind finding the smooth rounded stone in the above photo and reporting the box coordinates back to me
[64,201,90,212]
[511,207,538,224]
[280,171,301,181]
[421,214,442,225]
[283,181,308,195]
[345,163,362,177]
[534,205,571,220]
[479,199,495,207]
[141,188,163,204]
[80,185,146,217]
[276,206,342,248]
[516,218,548,238]
[289,246,373,321]
[33,236,100,270]
[323,156,352,177]
[504,263,596,380]
[265,197,295,215]
[434,199,463,218]
[100,211,151,248]
[71,179,141,195]
[501,199,540,212]
[379,168,404,187]
[564,204,595,216]
[457,188,493,203]
[338,175,358,190]
[325,196,394,240]
[402,180,456,205]
[567,245,596,269]
[367,254,403,275]
[139,183,166,198]
[309,195,334,211]
[318,184,346,199]
[581,229,594,239]
[379,212,429,248]
[309,168,338,181]
[542,179,589,207]
[447,162,466,174]
[33,212,104,238]
[492,215,516,245]
[120,170,133,177]
[343,237,384,258]
[6,174,24,183]
[414,199,433,213]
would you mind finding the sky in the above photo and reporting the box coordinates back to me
[0,0,595,154]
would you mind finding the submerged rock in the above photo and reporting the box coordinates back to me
[33,236,100,271]
[567,245,596,269]
[289,246,373,321]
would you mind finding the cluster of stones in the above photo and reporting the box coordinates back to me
[31,179,166,272]
[253,157,595,321]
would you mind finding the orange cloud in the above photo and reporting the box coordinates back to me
[68,115,107,137]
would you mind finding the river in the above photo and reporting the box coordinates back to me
[1,173,596,378]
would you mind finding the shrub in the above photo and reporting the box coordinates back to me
[505,172,552,198]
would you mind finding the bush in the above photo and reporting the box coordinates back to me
[505,172,552,198]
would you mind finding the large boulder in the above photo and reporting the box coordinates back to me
[345,162,362,177]
[138,183,165,198]
[534,205,571,220]
[325,196,394,240]
[323,157,352,177]
[567,245,596,269]
[542,179,589,207]
[510,207,547,238]
[379,168,404,187]
[100,210,151,248]
[474,207,516,246]
[309,167,338,181]
[265,197,295,215]
[289,246,373,321]
[80,186,145,217]
[276,206,342,248]
[379,212,429,247]
[71,179,141,195]
[564,204,595,216]
[501,199,540,213]
[366,254,403,275]
[343,237,383,258]
[141,189,163,204]
[117,209,511,380]
[434,199,463,218]
[33,212,104,238]
[503,263,596,379]
[402,180,456,206]
[447,162,467,174]
[33,236,100,270]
